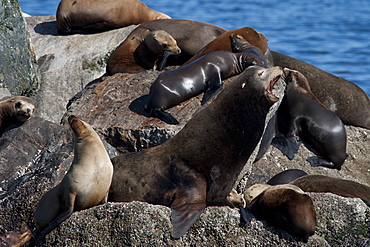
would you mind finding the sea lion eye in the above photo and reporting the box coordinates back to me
[258,71,264,76]
[163,43,168,48]
[15,102,22,108]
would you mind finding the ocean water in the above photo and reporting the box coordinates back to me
[19,0,370,95]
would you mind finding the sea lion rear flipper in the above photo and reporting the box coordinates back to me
[201,76,223,105]
[153,109,179,125]
[307,156,337,169]
[272,133,301,160]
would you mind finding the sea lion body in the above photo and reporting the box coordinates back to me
[34,116,113,239]
[242,184,316,240]
[271,51,370,129]
[109,66,285,238]
[146,49,268,124]
[141,19,227,64]
[56,0,171,34]
[0,96,35,134]
[106,26,181,75]
[182,27,268,66]
[273,68,347,169]
[267,169,308,185]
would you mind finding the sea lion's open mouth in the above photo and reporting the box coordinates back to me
[267,75,281,102]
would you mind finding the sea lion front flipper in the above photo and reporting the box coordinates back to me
[170,178,207,239]
[156,51,171,71]
[239,207,255,227]
[272,133,301,160]
[201,75,223,105]
[153,109,179,125]
[307,156,337,169]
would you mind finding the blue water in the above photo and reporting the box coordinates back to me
[19,0,370,95]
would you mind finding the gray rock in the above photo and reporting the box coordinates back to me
[24,15,138,123]
[0,0,40,96]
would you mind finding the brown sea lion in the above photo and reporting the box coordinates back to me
[34,115,113,241]
[145,33,269,124]
[271,51,370,130]
[108,66,286,238]
[241,183,316,241]
[272,68,347,169]
[182,27,268,66]
[106,26,181,75]
[141,19,227,65]
[56,0,171,34]
[228,188,246,208]
[0,227,32,247]
[0,96,35,134]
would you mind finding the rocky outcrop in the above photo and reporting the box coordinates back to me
[0,0,40,98]
[24,15,137,123]
[0,8,369,247]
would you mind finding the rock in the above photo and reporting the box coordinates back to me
[24,15,138,123]
[0,0,40,96]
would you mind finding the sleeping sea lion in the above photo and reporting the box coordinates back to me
[182,27,268,66]
[106,26,181,75]
[56,0,171,34]
[145,35,269,124]
[109,66,286,238]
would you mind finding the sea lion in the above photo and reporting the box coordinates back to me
[241,170,370,240]
[241,183,316,241]
[34,115,113,240]
[271,51,370,130]
[267,169,308,185]
[228,188,246,208]
[0,227,32,247]
[145,35,269,125]
[106,26,181,75]
[56,0,171,34]
[108,66,286,238]
[0,96,35,134]
[141,19,227,65]
[272,68,347,169]
[182,27,268,66]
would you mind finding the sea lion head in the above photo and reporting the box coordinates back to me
[68,115,94,139]
[230,33,256,52]
[241,66,285,104]
[12,96,35,122]
[244,184,271,205]
[145,30,181,56]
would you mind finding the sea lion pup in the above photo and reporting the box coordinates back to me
[241,183,316,241]
[34,115,113,241]
[271,51,370,130]
[141,19,227,65]
[0,96,35,134]
[106,26,181,75]
[182,27,268,66]
[109,66,285,238]
[0,227,32,247]
[272,68,347,169]
[145,35,269,125]
[56,0,171,34]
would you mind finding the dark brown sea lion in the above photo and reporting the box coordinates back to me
[108,66,286,238]
[34,116,113,241]
[272,68,347,169]
[56,0,171,34]
[106,26,181,75]
[182,27,268,66]
[141,19,227,65]
[267,169,308,185]
[241,183,316,241]
[145,35,269,124]
[271,51,370,130]
[0,96,35,134]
